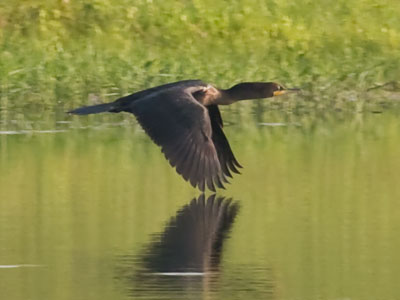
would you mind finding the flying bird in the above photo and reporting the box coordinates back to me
[69,80,297,191]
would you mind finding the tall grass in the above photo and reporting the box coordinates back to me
[1,0,400,109]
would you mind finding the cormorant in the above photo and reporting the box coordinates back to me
[69,80,297,191]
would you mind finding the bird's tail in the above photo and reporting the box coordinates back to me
[68,102,115,115]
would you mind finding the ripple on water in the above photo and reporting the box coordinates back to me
[0,130,67,135]
[0,264,42,269]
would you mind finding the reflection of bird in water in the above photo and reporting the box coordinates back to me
[69,80,298,191]
[142,194,239,274]
[117,195,277,299]
[119,195,239,299]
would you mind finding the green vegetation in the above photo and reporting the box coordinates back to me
[1,0,400,110]
[2,3,400,299]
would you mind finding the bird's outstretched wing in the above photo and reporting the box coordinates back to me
[111,80,204,112]
[207,105,242,181]
[129,86,224,191]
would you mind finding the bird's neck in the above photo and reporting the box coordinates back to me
[220,84,264,103]
[203,84,267,106]
[211,90,247,105]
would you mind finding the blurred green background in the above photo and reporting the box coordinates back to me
[1,0,400,109]
[2,2,400,300]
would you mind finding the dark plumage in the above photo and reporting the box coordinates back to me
[69,79,297,191]
[142,194,240,273]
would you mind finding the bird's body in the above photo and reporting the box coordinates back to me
[69,79,292,191]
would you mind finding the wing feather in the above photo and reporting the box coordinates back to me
[130,86,223,190]
[207,105,242,179]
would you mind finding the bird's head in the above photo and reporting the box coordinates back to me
[270,83,287,97]
[227,82,299,100]
[257,82,300,98]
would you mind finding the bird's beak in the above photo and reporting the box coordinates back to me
[273,88,301,96]
[273,90,286,96]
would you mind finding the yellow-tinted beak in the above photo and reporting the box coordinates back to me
[273,90,287,96]
[273,88,301,96]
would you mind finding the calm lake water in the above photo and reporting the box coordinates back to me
[1,104,400,300]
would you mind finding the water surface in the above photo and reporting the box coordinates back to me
[1,105,400,300]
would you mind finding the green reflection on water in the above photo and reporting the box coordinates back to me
[1,107,400,300]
